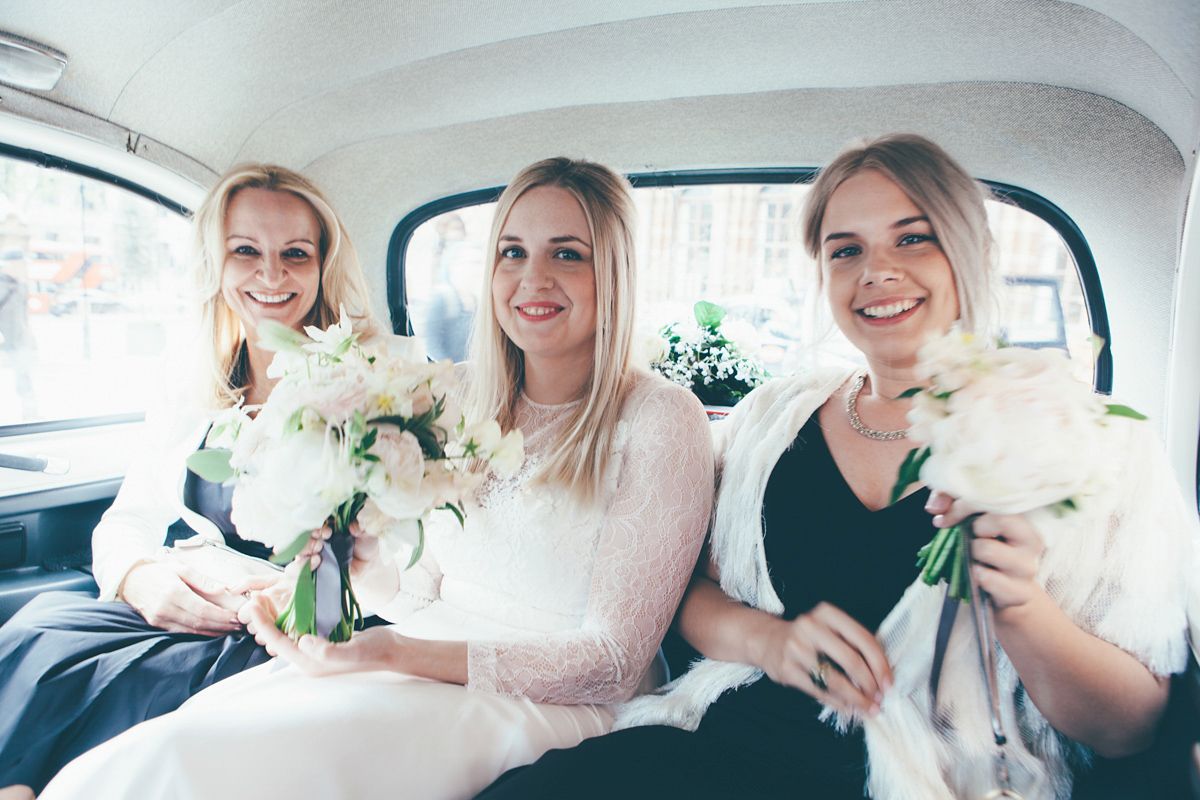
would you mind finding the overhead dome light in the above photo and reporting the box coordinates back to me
[0,32,66,91]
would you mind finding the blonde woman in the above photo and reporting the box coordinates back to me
[478,135,1192,800]
[0,163,385,799]
[39,158,714,800]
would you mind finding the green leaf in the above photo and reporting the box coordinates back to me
[693,300,726,328]
[949,529,969,603]
[257,319,310,353]
[1105,403,1147,421]
[185,448,235,483]
[278,560,316,637]
[928,523,960,582]
[330,335,356,359]
[405,520,426,570]
[441,502,465,528]
[890,447,931,506]
[269,530,312,565]
[894,387,922,399]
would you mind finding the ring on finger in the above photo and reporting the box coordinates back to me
[810,653,833,692]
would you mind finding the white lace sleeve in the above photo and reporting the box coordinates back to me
[466,382,714,704]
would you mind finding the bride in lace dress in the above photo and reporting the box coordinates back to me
[39,158,714,800]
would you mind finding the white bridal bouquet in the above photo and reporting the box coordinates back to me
[187,313,523,640]
[649,301,767,406]
[891,332,1144,601]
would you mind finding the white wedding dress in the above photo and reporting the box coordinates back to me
[40,372,713,800]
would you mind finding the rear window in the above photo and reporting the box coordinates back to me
[396,175,1100,389]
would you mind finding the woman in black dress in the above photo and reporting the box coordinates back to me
[476,134,1192,799]
[0,164,387,798]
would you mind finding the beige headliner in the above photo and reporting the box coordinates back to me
[1,0,1198,423]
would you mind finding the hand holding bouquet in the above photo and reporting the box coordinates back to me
[187,313,523,640]
[891,332,1143,602]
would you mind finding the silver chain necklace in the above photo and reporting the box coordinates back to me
[845,373,908,441]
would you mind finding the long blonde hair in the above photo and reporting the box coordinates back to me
[800,133,999,337]
[192,163,378,408]
[464,157,638,506]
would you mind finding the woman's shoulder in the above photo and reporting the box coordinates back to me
[724,367,851,428]
[621,369,708,424]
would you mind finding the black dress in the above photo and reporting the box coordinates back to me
[0,464,270,793]
[477,414,932,799]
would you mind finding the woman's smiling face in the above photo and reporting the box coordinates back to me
[820,168,960,370]
[220,187,322,340]
[491,184,597,370]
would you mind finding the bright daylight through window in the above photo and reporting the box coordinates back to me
[0,155,193,427]
[404,183,1094,386]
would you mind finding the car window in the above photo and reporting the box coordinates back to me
[399,178,1097,387]
[0,153,193,429]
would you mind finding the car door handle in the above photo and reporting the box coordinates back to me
[0,452,70,474]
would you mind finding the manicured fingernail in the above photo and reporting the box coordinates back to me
[869,703,881,716]
[931,514,945,527]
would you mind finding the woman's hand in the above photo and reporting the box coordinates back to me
[753,602,892,718]
[240,595,467,683]
[926,491,1046,613]
[241,594,402,676]
[120,561,243,635]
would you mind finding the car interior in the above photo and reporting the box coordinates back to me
[0,1,1197,796]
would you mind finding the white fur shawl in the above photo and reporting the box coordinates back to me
[616,369,1194,800]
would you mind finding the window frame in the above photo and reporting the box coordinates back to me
[388,169,1111,393]
[0,143,194,435]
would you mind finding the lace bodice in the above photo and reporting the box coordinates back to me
[378,371,713,704]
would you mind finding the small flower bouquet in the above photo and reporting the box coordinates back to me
[891,332,1144,602]
[187,313,523,640]
[649,301,768,406]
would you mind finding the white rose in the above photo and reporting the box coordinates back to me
[639,328,669,364]
[356,497,423,562]
[365,427,433,520]
[916,363,1111,515]
[230,428,356,550]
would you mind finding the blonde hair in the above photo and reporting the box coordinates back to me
[192,163,378,408]
[800,133,999,336]
[464,157,638,506]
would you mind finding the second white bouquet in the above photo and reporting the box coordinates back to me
[891,332,1143,602]
[187,314,523,640]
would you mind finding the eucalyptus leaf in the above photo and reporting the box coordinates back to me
[185,448,235,483]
